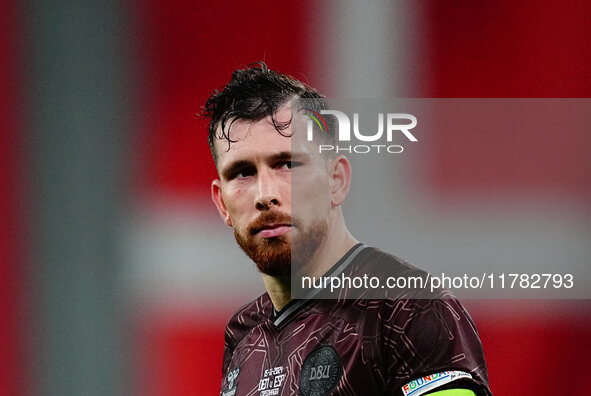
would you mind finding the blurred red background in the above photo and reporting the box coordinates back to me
[3,1,590,395]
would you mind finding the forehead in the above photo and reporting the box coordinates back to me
[214,107,312,168]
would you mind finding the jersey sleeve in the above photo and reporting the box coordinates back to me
[379,297,492,396]
[221,321,237,376]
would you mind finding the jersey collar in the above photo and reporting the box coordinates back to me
[271,243,367,327]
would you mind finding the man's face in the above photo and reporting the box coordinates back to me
[211,106,332,277]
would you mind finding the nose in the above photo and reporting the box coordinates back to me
[255,170,281,211]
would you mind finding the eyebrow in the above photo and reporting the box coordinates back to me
[220,151,296,180]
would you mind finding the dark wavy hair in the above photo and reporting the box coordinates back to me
[202,62,333,164]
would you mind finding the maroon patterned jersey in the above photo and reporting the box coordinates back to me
[220,244,491,396]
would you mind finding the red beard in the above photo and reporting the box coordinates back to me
[234,210,327,277]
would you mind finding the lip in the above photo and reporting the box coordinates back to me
[258,224,291,238]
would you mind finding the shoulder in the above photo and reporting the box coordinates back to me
[354,248,490,394]
[344,245,434,300]
[224,292,272,347]
[379,295,479,348]
[222,292,272,371]
[378,296,490,395]
[352,245,428,277]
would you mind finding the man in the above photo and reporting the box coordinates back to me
[204,63,491,396]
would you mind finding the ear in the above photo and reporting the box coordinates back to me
[211,179,233,227]
[329,155,352,207]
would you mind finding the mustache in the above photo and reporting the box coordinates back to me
[248,211,298,235]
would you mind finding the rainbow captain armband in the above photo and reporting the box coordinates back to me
[401,370,473,396]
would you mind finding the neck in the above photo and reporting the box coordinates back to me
[263,225,358,312]
[298,227,358,280]
[262,275,291,311]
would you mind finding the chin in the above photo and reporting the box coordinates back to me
[254,237,292,277]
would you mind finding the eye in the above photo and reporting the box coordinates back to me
[229,166,256,180]
[278,161,300,170]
